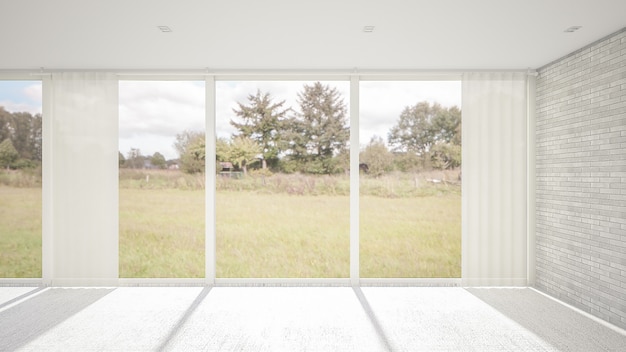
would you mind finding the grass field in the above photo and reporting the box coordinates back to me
[119,189,205,278]
[216,192,350,278]
[360,195,461,277]
[0,186,42,278]
[1,170,461,278]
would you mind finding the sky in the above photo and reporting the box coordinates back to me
[1,79,461,161]
[0,81,42,115]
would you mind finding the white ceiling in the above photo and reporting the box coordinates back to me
[0,0,624,71]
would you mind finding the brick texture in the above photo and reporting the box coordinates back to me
[535,28,626,330]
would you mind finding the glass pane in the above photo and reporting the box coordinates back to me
[216,81,350,278]
[359,81,462,278]
[119,81,205,278]
[0,80,42,278]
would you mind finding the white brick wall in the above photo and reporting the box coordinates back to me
[536,28,626,330]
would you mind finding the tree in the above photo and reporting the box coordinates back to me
[10,112,34,160]
[430,143,461,169]
[181,137,205,174]
[215,137,231,162]
[431,105,461,145]
[231,90,289,169]
[228,136,261,175]
[0,108,42,163]
[29,113,43,162]
[387,101,461,170]
[0,139,19,169]
[388,101,438,155]
[126,148,144,169]
[360,136,394,177]
[451,117,462,146]
[174,130,203,157]
[0,107,14,147]
[175,130,205,174]
[286,82,349,174]
[151,152,167,169]
[118,151,126,168]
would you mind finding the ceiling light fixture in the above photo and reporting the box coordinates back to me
[564,26,582,33]
[157,26,172,33]
[363,26,375,33]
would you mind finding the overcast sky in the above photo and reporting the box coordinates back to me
[1,80,461,160]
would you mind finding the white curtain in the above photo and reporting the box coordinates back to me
[47,72,119,285]
[462,72,528,286]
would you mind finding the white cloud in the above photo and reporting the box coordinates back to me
[119,81,205,160]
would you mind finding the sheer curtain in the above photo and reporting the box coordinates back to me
[462,72,528,286]
[46,72,118,285]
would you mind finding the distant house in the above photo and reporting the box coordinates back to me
[219,162,234,172]
[219,161,243,179]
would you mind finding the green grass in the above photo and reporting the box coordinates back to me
[1,170,461,279]
[0,186,42,278]
[216,192,350,278]
[119,188,205,278]
[121,186,460,278]
[360,195,461,278]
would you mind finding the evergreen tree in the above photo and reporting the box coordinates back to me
[231,90,289,169]
[286,82,349,174]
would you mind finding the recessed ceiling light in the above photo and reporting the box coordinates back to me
[564,26,582,33]
[157,26,172,33]
[363,26,375,33]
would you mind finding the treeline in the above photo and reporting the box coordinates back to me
[171,82,349,175]
[224,82,350,175]
[125,81,462,177]
[363,102,462,177]
[119,148,174,170]
[0,107,42,169]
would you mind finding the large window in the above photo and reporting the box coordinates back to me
[0,80,42,278]
[116,78,460,280]
[359,81,462,278]
[119,81,206,278]
[215,81,350,278]
[0,74,534,284]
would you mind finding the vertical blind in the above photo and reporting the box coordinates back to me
[462,72,528,286]
[34,71,531,285]
[48,72,119,284]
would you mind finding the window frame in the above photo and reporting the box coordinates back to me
[0,75,44,284]
[2,71,482,287]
